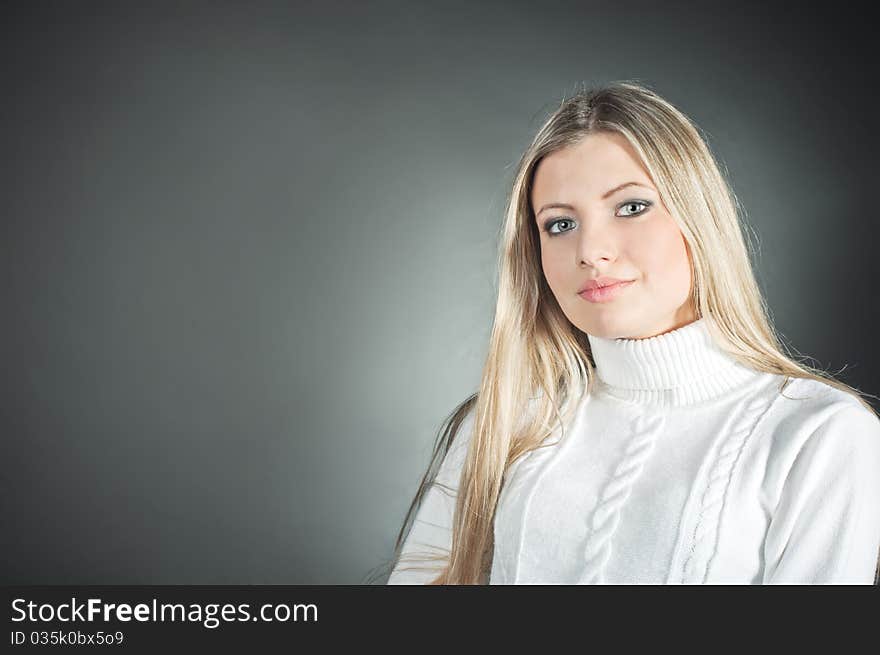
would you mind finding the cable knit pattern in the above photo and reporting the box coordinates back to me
[576,414,665,584]
[680,393,778,583]
[389,315,880,585]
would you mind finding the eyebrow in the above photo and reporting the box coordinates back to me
[535,181,653,216]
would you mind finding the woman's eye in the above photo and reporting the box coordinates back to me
[544,201,651,236]
[617,200,651,217]
[547,218,575,235]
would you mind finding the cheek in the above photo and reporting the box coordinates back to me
[540,243,569,290]
[632,220,691,294]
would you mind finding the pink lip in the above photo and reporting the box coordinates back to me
[578,279,635,303]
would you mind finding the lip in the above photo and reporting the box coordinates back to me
[578,278,636,303]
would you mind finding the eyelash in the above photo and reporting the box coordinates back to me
[542,200,653,236]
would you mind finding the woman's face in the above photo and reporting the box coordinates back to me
[531,131,696,339]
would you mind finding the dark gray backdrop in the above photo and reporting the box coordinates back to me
[3,0,877,584]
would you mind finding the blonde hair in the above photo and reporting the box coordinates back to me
[386,80,880,585]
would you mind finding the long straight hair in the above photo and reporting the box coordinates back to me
[387,80,879,585]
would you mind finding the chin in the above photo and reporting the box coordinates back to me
[577,313,636,340]
[578,304,673,339]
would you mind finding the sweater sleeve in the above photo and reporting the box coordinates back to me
[387,411,474,584]
[762,402,880,584]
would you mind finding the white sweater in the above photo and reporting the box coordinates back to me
[388,317,880,584]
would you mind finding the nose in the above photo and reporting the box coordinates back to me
[577,224,617,268]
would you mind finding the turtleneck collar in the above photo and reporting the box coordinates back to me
[586,316,759,407]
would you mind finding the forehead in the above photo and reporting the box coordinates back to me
[531,132,650,204]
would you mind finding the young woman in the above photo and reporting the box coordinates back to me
[385,81,880,585]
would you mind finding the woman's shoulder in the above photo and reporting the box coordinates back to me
[770,375,877,429]
[758,374,880,479]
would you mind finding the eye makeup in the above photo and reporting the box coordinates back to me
[541,199,653,236]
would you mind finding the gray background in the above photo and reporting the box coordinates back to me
[3,0,877,584]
